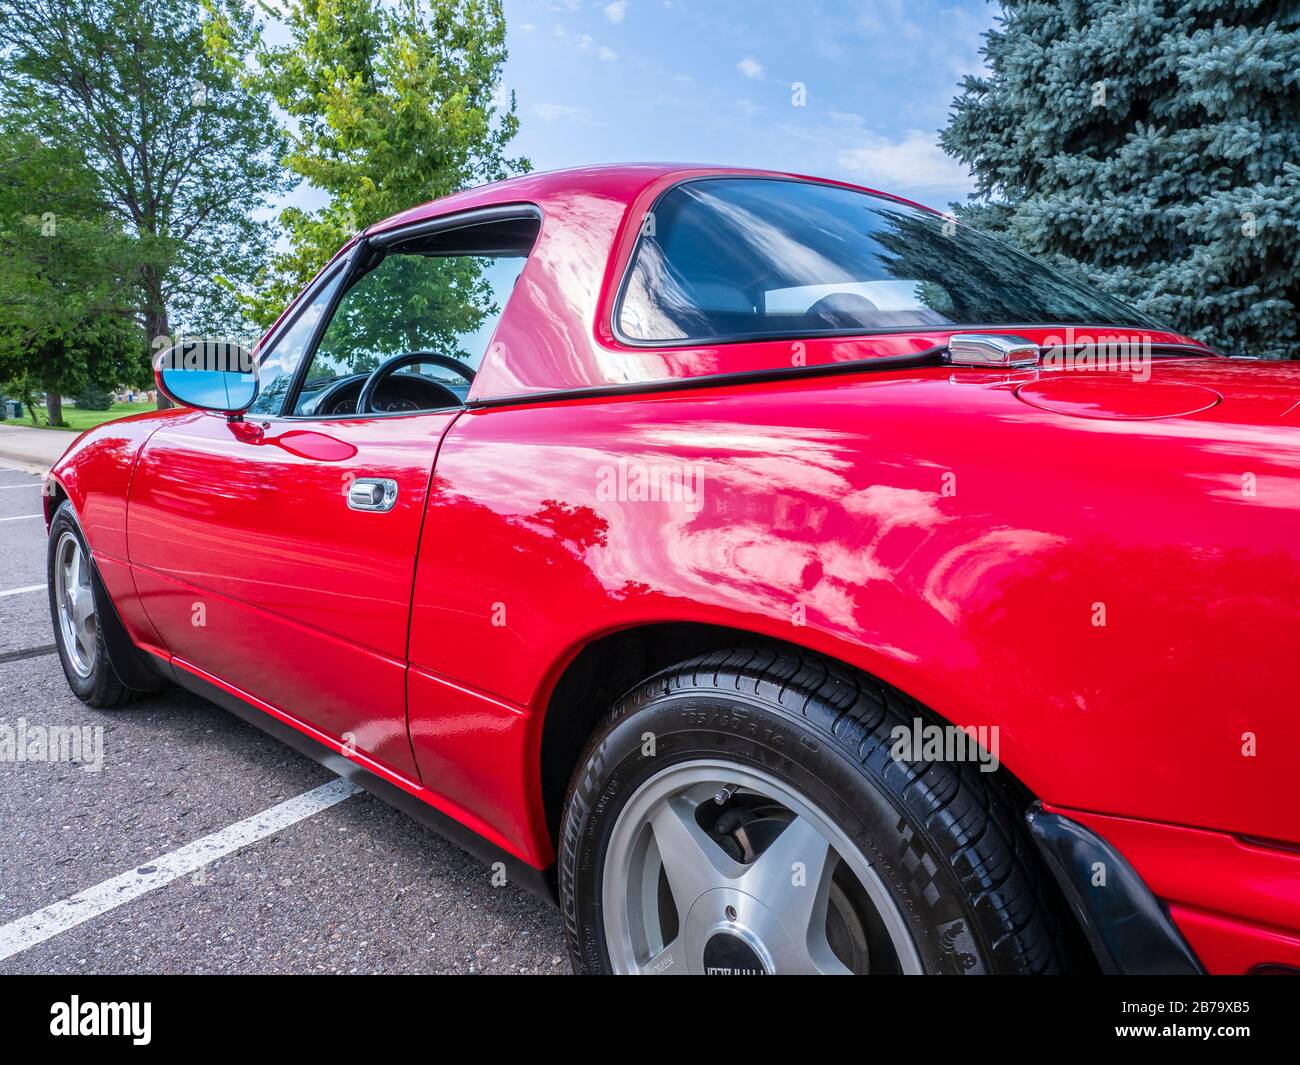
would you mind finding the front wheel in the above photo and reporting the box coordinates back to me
[48,501,138,708]
[559,646,1070,975]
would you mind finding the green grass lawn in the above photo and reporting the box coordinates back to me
[11,401,156,432]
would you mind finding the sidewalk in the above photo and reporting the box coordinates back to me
[0,424,77,473]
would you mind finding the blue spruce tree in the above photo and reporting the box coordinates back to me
[941,1,1300,358]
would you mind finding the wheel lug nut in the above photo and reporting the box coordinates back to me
[725,905,738,922]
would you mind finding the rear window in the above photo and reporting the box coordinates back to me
[616,178,1160,344]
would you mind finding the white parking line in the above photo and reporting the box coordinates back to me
[0,515,41,523]
[0,777,362,962]
[0,483,41,490]
[0,584,45,598]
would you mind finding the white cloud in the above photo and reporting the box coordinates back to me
[532,103,591,123]
[837,129,971,193]
[856,0,925,43]
[737,56,764,80]
[551,23,618,61]
[604,1,627,23]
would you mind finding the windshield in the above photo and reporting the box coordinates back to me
[616,177,1163,344]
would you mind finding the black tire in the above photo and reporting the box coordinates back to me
[48,501,139,709]
[560,645,1072,974]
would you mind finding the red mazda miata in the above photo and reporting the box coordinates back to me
[45,165,1300,975]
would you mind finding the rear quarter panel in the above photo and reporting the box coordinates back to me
[410,366,1300,855]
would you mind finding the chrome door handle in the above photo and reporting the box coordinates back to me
[348,478,398,512]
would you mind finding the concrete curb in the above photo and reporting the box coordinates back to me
[0,425,76,474]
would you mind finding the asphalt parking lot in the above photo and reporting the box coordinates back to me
[0,462,568,974]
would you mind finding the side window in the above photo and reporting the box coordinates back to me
[246,266,347,415]
[291,234,532,416]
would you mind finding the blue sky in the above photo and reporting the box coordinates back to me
[266,0,996,220]
[498,0,993,209]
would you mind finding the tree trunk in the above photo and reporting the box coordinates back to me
[141,267,173,410]
[21,384,40,426]
[46,391,65,427]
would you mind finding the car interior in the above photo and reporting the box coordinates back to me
[291,214,540,417]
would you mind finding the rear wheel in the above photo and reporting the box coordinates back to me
[599,758,920,974]
[48,501,138,709]
[559,646,1070,975]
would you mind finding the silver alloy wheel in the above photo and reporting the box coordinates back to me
[601,759,924,975]
[54,530,97,679]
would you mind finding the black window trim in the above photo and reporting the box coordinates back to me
[608,173,1166,350]
[246,254,354,419]
[267,202,543,423]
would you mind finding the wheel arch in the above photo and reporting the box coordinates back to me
[534,618,1044,848]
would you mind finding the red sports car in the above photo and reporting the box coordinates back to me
[46,165,1300,975]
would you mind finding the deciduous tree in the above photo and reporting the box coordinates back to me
[0,127,145,426]
[0,0,290,370]
[236,0,527,327]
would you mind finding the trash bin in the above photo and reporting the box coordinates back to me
[5,400,22,419]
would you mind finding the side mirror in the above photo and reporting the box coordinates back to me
[154,339,258,416]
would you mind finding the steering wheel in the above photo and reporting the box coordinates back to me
[356,351,477,414]
[805,292,880,329]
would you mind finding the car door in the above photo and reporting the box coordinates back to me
[128,211,536,782]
